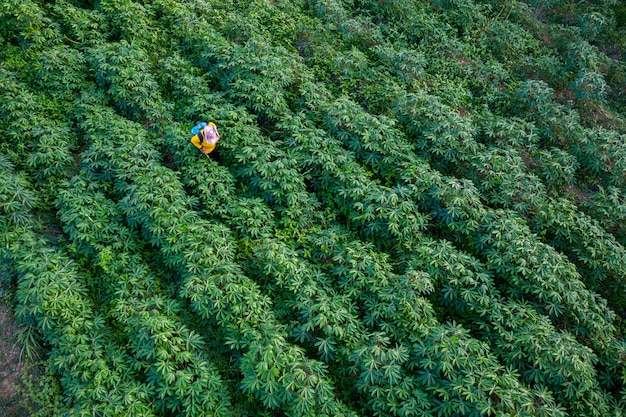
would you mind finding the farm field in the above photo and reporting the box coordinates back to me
[1,0,626,416]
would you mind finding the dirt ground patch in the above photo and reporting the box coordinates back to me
[0,305,31,417]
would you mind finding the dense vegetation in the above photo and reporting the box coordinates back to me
[1,0,626,415]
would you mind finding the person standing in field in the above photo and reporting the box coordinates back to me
[190,122,221,156]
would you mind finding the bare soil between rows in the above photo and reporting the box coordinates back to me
[0,305,31,417]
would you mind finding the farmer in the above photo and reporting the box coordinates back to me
[190,122,221,155]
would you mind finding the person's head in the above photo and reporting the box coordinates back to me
[203,124,220,144]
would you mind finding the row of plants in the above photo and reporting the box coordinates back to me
[150,3,620,412]
[1,0,625,414]
[56,169,233,416]
[76,102,357,416]
[95,15,546,411]
[152,0,624,412]
[0,155,157,416]
[297,0,625,349]
[120,6,574,413]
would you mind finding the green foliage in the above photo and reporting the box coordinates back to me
[20,365,65,417]
[1,155,158,416]
[1,0,626,415]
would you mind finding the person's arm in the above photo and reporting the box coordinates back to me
[190,133,203,149]
[204,142,216,154]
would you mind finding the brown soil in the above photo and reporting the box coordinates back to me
[0,305,31,417]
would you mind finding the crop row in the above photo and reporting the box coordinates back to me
[303,0,619,339]
[145,6,608,412]
[184,0,625,412]
[56,169,233,416]
[2,0,625,414]
[299,0,626,400]
[154,0,620,412]
[75,101,356,416]
[92,3,570,413]
[0,155,157,416]
[160,88,559,417]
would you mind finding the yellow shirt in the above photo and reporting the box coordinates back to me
[191,132,216,153]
